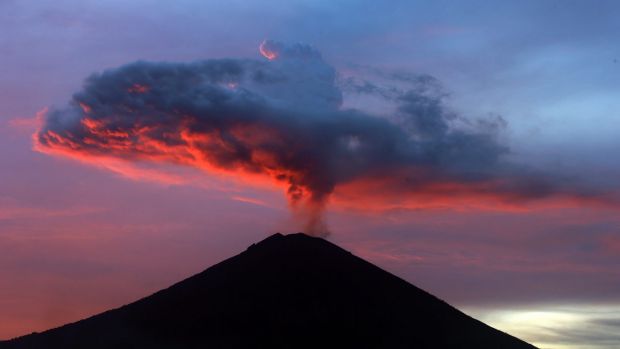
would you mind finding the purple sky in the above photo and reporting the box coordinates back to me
[1,1,620,347]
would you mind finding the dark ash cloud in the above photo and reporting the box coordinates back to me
[35,40,607,235]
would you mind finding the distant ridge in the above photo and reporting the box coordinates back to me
[0,233,537,349]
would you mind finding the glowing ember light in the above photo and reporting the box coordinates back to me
[259,40,278,60]
[127,84,150,93]
[79,102,92,114]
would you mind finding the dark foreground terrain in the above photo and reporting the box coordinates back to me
[0,233,537,349]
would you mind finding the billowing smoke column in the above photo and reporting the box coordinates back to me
[35,41,596,236]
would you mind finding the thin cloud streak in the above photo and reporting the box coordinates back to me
[465,304,620,349]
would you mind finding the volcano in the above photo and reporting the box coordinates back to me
[0,233,537,349]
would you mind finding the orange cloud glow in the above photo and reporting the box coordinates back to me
[331,174,619,213]
[35,107,618,226]
[7,108,47,132]
[259,40,278,60]
[31,44,618,235]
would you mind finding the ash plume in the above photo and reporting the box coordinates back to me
[35,40,604,236]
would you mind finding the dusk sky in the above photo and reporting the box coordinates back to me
[2,1,620,348]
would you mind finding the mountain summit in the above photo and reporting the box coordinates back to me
[0,233,537,349]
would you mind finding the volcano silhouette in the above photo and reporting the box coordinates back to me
[0,233,537,349]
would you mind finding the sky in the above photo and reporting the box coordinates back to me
[1,1,619,347]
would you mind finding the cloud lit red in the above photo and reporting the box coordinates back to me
[34,41,612,235]
[259,40,278,60]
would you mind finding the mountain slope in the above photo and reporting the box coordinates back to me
[0,233,537,349]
